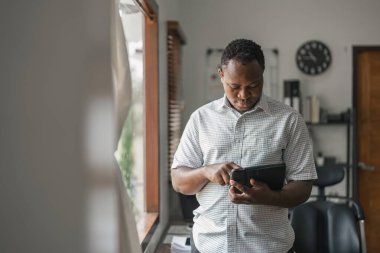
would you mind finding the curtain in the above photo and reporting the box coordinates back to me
[111,0,141,252]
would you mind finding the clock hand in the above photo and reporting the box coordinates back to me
[302,55,314,61]
[308,51,317,62]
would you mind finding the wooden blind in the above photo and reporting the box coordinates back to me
[167,21,186,174]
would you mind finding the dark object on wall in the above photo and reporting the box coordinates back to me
[295,40,332,76]
[179,193,199,222]
[284,79,301,112]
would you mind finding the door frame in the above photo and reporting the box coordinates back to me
[352,46,380,201]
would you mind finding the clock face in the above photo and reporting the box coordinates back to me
[296,40,332,76]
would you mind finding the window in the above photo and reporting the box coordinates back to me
[115,0,159,244]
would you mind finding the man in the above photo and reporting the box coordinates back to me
[171,39,317,253]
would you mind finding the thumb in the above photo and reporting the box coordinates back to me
[250,178,267,188]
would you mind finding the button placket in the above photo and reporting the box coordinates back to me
[226,204,238,253]
[233,117,245,165]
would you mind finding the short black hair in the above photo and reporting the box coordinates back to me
[220,39,265,71]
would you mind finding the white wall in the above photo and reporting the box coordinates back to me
[177,0,380,196]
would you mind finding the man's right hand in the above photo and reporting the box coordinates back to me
[171,162,241,195]
[202,162,241,186]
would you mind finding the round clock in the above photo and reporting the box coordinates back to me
[296,40,332,75]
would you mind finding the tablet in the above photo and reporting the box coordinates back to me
[230,163,286,191]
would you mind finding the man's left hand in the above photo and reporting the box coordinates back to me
[228,179,277,205]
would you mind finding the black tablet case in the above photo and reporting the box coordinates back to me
[230,163,286,191]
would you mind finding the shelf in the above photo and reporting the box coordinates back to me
[306,109,352,198]
[316,163,348,170]
[306,121,349,126]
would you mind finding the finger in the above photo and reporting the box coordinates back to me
[228,186,244,200]
[223,162,240,173]
[230,179,243,188]
[228,181,242,194]
[222,173,230,184]
[229,186,251,204]
[217,176,226,185]
[228,185,238,196]
[228,188,239,203]
[229,162,241,170]
[250,178,267,188]
[221,169,230,185]
[230,180,248,194]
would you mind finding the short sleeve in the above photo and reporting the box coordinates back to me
[171,112,204,169]
[283,112,317,181]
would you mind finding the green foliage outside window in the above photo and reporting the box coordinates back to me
[117,112,134,198]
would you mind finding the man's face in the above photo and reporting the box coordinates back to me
[219,59,264,113]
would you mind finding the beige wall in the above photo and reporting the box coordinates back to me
[177,0,380,197]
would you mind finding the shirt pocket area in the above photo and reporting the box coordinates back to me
[244,137,285,164]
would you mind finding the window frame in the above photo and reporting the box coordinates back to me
[144,13,159,214]
[137,0,160,245]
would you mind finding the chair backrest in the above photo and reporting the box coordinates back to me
[291,200,361,253]
[291,165,364,253]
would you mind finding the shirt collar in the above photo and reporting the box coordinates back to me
[255,94,272,115]
[218,93,272,115]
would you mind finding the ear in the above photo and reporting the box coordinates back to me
[218,67,224,78]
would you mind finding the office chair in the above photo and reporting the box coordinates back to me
[179,193,199,223]
[290,165,367,253]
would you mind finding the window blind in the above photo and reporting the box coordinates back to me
[167,21,186,175]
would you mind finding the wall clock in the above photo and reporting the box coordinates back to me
[295,40,332,76]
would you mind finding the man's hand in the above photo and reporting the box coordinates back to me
[203,162,241,186]
[228,178,274,205]
[171,162,241,195]
[228,179,313,208]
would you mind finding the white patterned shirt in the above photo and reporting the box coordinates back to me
[172,94,317,253]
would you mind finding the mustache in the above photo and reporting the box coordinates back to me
[236,99,253,104]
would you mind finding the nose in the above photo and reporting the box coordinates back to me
[238,88,249,99]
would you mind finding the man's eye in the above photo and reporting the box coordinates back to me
[229,84,239,89]
[248,84,260,89]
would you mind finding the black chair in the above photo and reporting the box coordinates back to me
[179,193,199,223]
[290,165,367,253]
